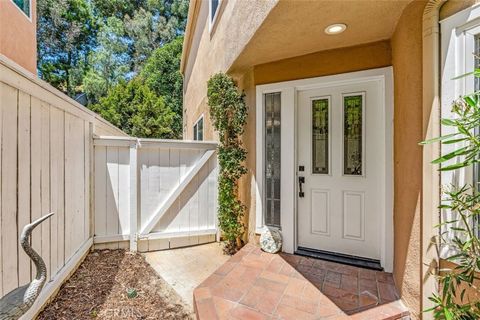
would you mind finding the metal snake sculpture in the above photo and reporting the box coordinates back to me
[0,213,54,320]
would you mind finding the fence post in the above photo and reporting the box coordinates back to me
[129,140,139,251]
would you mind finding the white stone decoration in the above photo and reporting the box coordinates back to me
[260,227,282,254]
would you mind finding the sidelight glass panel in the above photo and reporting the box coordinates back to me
[312,98,329,174]
[343,94,363,176]
[264,92,281,228]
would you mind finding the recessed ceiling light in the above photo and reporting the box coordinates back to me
[325,23,347,35]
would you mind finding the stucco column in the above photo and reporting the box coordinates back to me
[421,0,446,318]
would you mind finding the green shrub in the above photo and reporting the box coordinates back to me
[207,73,248,254]
[422,80,480,319]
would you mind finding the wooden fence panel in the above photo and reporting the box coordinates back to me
[17,91,31,287]
[0,56,126,319]
[30,97,42,282]
[1,83,18,295]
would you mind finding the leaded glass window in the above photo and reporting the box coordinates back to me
[264,92,281,228]
[312,98,329,174]
[343,94,364,176]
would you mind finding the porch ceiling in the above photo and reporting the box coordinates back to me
[230,0,413,73]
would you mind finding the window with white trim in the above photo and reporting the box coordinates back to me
[440,5,480,246]
[193,116,204,141]
[12,0,30,18]
[209,0,222,32]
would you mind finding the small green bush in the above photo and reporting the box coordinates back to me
[207,73,248,254]
[422,78,480,319]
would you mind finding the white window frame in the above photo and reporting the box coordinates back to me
[193,115,204,141]
[10,0,32,21]
[440,4,480,257]
[208,0,222,33]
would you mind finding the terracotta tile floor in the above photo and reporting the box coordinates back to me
[193,243,409,319]
[144,242,229,306]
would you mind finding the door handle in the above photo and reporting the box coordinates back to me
[299,176,305,198]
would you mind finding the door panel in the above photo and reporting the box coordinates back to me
[311,189,330,235]
[297,81,382,260]
[343,191,364,240]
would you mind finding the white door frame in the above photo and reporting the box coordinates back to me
[255,67,394,272]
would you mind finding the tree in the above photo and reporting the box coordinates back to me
[83,17,130,104]
[124,4,185,72]
[37,0,97,97]
[37,0,189,139]
[90,78,175,138]
[91,0,147,20]
[141,37,184,138]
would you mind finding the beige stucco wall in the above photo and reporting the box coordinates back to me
[182,0,277,140]
[254,40,392,85]
[183,0,480,317]
[0,0,37,74]
[390,1,427,318]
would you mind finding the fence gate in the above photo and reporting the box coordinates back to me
[93,136,218,252]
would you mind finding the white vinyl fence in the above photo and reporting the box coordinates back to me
[0,55,128,319]
[93,137,218,252]
[0,55,219,319]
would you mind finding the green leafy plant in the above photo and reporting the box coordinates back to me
[422,89,480,319]
[207,73,248,254]
[90,77,175,138]
[126,288,138,299]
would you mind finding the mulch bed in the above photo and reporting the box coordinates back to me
[37,250,194,320]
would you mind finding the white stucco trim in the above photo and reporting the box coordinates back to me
[255,67,394,272]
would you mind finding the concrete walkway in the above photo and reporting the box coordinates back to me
[144,242,229,306]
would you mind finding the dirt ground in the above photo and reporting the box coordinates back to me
[37,250,194,320]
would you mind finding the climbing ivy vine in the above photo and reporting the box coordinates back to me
[207,73,248,254]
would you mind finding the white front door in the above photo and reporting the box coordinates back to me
[297,80,384,261]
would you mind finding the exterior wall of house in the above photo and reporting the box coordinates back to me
[253,40,392,85]
[182,0,277,141]
[183,0,480,318]
[390,1,427,317]
[0,0,37,74]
